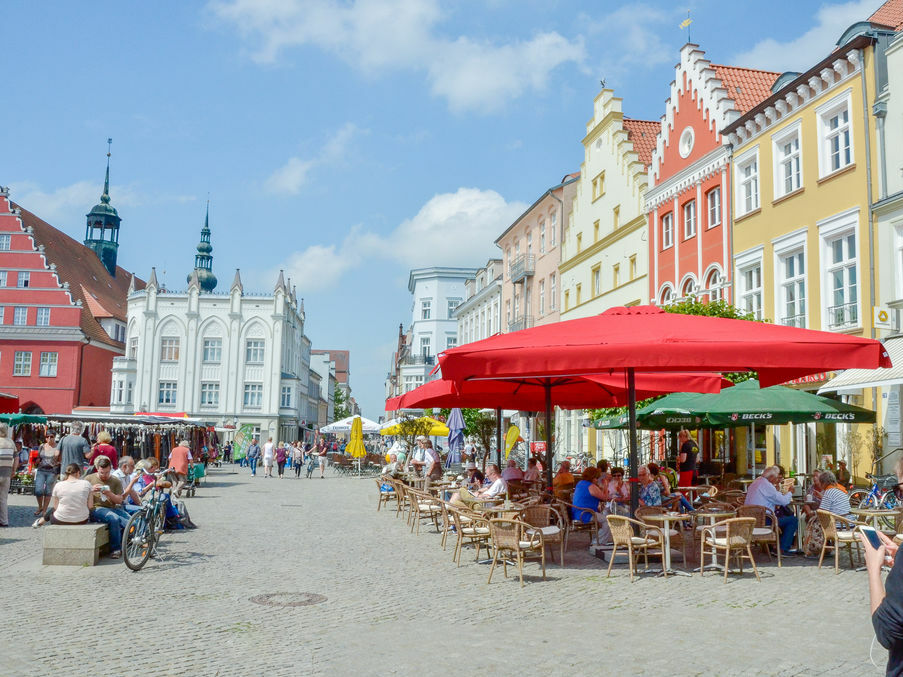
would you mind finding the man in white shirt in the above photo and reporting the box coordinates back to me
[502,459,524,482]
[423,441,443,488]
[411,436,428,477]
[451,464,507,508]
[745,465,797,555]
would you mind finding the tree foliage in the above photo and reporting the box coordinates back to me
[333,387,350,420]
[395,415,437,452]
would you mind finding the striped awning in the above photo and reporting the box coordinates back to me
[819,336,903,393]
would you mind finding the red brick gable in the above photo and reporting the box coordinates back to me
[623,118,658,168]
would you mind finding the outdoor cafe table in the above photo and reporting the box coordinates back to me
[851,507,901,530]
[477,501,525,519]
[734,478,755,492]
[697,474,717,485]
[790,500,816,551]
[693,508,736,572]
[641,512,691,577]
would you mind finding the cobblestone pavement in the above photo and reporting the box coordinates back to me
[0,466,889,676]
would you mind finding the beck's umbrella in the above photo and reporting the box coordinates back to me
[446,408,465,467]
[438,305,892,512]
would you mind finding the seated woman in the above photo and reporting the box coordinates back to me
[572,467,611,544]
[637,464,662,506]
[648,462,694,512]
[32,463,93,527]
[552,460,576,500]
[607,467,630,509]
[523,458,541,483]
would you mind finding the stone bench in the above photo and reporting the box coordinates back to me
[42,524,109,566]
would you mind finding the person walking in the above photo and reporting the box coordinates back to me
[305,444,316,479]
[293,443,304,478]
[247,437,261,476]
[262,438,275,478]
[34,432,60,517]
[275,443,287,479]
[168,440,191,499]
[0,423,18,527]
[59,422,90,478]
[318,439,328,478]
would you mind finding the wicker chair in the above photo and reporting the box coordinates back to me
[636,505,687,564]
[449,507,491,566]
[375,477,398,512]
[522,504,568,566]
[736,504,782,566]
[700,517,760,583]
[408,488,441,535]
[720,490,747,508]
[817,509,867,574]
[555,500,603,545]
[487,518,546,587]
[605,515,666,582]
[394,481,412,520]
[436,501,455,551]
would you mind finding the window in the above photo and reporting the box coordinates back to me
[421,299,431,320]
[281,385,292,408]
[540,224,546,253]
[35,307,50,326]
[707,188,721,228]
[160,337,180,362]
[683,200,696,239]
[245,339,265,363]
[39,351,57,377]
[447,299,459,318]
[550,274,556,310]
[526,232,533,256]
[0,272,6,287]
[539,280,545,315]
[736,150,760,215]
[818,97,852,176]
[200,382,220,406]
[17,272,29,288]
[550,213,557,246]
[612,264,620,289]
[681,277,697,298]
[128,337,138,359]
[0,234,9,250]
[629,255,637,280]
[203,338,222,363]
[779,250,806,327]
[660,286,674,305]
[592,171,606,200]
[158,381,178,405]
[420,336,431,357]
[0,307,5,324]
[243,383,263,408]
[592,266,601,296]
[126,381,133,404]
[774,126,802,197]
[826,232,858,328]
[705,268,724,302]
[446,336,457,349]
[113,380,123,403]
[739,264,763,320]
[13,351,31,376]
[13,307,27,326]
[661,213,673,249]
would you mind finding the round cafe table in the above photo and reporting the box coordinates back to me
[640,512,691,576]
[851,507,900,530]
[790,500,817,551]
[693,509,735,572]
[734,478,755,492]
[697,474,717,485]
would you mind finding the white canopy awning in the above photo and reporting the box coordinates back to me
[820,336,903,394]
[319,415,381,434]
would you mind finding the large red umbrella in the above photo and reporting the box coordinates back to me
[438,305,892,502]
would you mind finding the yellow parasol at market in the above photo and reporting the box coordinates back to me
[346,415,367,474]
[379,416,450,436]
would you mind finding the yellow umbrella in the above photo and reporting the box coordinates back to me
[346,416,367,459]
[379,416,450,436]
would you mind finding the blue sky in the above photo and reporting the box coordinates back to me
[2,0,886,417]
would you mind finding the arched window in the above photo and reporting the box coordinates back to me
[681,277,697,298]
[660,285,674,305]
[706,268,723,301]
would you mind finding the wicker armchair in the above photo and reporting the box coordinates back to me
[394,481,412,520]
[636,506,687,564]
[555,500,603,545]
[375,477,397,512]
[817,509,867,574]
[522,504,568,566]
[449,507,491,566]
[720,490,747,508]
[487,518,546,587]
[605,515,666,582]
[700,517,760,583]
[408,488,441,535]
[736,504,782,566]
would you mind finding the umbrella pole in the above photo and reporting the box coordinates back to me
[496,408,502,469]
[628,368,639,517]
[545,383,553,490]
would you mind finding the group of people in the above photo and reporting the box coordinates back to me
[242,437,329,479]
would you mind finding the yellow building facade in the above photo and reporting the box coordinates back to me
[724,28,894,478]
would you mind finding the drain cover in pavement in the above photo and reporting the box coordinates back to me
[250,592,327,607]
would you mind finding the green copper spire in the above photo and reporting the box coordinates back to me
[189,200,217,292]
[84,138,122,276]
[101,138,111,204]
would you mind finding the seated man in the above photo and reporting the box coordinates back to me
[637,464,662,506]
[501,458,524,482]
[523,458,541,483]
[381,453,401,477]
[745,465,798,556]
[85,456,132,558]
[552,460,576,499]
[450,464,506,509]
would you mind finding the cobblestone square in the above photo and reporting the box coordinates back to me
[0,467,887,676]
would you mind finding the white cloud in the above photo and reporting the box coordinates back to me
[208,0,584,113]
[265,122,364,195]
[8,180,144,223]
[732,0,880,72]
[283,187,526,291]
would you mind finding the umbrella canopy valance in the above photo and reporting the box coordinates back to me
[379,416,450,437]
[320,416,381,434]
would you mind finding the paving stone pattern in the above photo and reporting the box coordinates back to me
[0,467,890,676]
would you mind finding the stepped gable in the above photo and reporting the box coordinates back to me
[14,203,144,346]
[870,0,903,30]
[622,119,659,168]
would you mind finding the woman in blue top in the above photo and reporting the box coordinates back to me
[572,467,611,544]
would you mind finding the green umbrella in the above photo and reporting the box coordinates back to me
[0,413,47,425]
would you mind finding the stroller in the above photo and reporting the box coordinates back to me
[185,462,205,497]
[306,453,316,479]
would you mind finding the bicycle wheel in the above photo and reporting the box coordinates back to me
[879,494,900,531]
[123,510,154,571]
[153,500,167,538]
[849,490,871,509]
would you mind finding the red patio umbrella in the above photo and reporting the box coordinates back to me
[438,305,892,504]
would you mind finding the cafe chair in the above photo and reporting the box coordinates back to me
[449,507,491,566]
[605,515,666,582]
[555,499,602,545]
[522,504,568,566]
[487,518,546,588]
[700,517,760,583]
[737,505,782,567]
[408,488,441,535]
[636,505,687,564]
[816,509,867,574]
[375,477,397,512]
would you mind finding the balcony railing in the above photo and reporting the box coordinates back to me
[401,354,435,366]
[780,314,807,328]
[509,255,535,282]
[508,315,535,332]
[827,302,859,329]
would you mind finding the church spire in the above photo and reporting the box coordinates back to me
[188,200,217,292]
[101,138,112,204]
[84,138,122,277]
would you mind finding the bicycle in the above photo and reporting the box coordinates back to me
[849,473,900,530]
[123,469,175,571]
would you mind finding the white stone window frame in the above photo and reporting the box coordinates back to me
[158,381,178,406]
[243,382,263,408]
[772,228,808,328]
[734,245,764,320]
[734,145,760,217]
[160,337,180,362]
[0,271,6,287]
[39,351,57,377]
[678,273,698,299]
[661,212,674,250]
[0,234,10,251]
[707,187,721,229]
[683,199,696,239]
[16,271,29,288]
[772,120,803,199]
[657,282,675,306]
[13,350,31,376]
[816,88,854,179]
[419,335,431,357]
[245,339,265,364]
[280,385,292,408]
[13,306,27,326]
[818,206,860,331]
[202,337,222,363]
[200,382,220,406]
[702,263,725,302]
[35,306,51,326]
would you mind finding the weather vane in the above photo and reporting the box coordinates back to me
[680,10,692,43]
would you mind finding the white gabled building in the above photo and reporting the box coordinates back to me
[110,266,311,444]
[454,259,502,345]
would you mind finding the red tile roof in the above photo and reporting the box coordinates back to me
[14,204,144,347]
[870,0,903,30]
[623,118,659,168]
[711,64,781,114]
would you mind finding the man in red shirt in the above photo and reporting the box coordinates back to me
[168,440,191,498]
